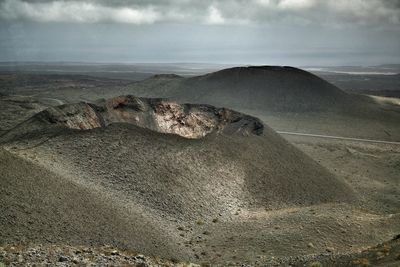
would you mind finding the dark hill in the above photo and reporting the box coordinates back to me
[182,66,350,112]
[133,66,353,112]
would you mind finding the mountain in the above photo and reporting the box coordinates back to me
[132,66,355,112]
[0,96,355,263]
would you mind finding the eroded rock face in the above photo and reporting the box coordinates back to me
[35,96,264,139]
[153,101,218,138]
[37,103,104,130]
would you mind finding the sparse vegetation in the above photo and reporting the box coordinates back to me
[353,258,370,266]
[308,261,323,267]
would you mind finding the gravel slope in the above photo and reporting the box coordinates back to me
[0,99,367,265]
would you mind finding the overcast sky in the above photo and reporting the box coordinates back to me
[0,0,399,66]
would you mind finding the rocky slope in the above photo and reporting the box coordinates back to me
[0,97,365,264]
[2,235,400,266]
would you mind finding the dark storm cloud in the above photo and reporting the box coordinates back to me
[0,0,399,26]
[0,0,399,65]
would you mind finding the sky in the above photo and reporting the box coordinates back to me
[0,0,399,66]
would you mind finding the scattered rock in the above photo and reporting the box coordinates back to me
[0,245,182,266]
[135,254,145,260]
[17,255,23,263]
[326,247,335,253]
[58,255,68,262]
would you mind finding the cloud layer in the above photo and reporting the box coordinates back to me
[0,0,399,27]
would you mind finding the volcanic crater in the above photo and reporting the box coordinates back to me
[36,95,264,139]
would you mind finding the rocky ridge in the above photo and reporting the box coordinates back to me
[34,95,264,139]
